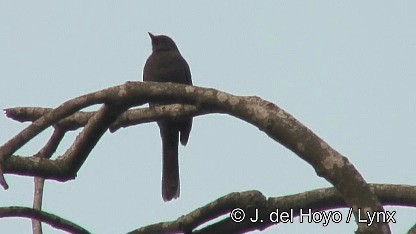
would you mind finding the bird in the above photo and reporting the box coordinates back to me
[143,33,192,201]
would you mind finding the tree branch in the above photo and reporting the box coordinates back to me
[32,128,65,234]
[130,184,416,234]
[57,103,127,177]
[0,206,90,234]
[0,81,391,233]
[4,104,210,133]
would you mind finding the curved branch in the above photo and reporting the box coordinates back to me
[131,184,416,234]
[0,81,389,232]
[0,206,90,234]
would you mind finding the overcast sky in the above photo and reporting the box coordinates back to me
[1,1,415,233]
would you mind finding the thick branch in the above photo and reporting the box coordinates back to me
[2,155,69,180]
[131,184,416,234]
[0,206,90,234]
[128,190,267,234]
[1,81,390,232]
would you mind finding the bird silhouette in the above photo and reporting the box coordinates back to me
[143,33,192,201]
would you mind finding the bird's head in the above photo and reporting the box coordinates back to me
[148,32,179,52]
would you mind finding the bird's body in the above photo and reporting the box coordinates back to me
[143,33,192,201]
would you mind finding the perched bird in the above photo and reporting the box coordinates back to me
[143,33,192,201]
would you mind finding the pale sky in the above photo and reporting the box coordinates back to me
[1,1,415,233]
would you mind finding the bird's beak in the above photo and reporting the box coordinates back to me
[148,32,155,40]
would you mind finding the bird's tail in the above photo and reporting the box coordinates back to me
[160,125,180,201]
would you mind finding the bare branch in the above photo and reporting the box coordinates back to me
[2,155,69,180]
[34,127,66,159]
[5,107,94,131]
[58,104,127,178]
[0,81,390,232]
[32,128,66,234]
[4,104,211,133]
[32,177,44,234]
[131,184,416,234]
[0,167,8,189]
[0,206,90,234]
[2,105,126,181]
[129,190,266,234]
[0,85,121,162]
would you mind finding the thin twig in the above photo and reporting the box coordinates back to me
[32,128,66,234]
